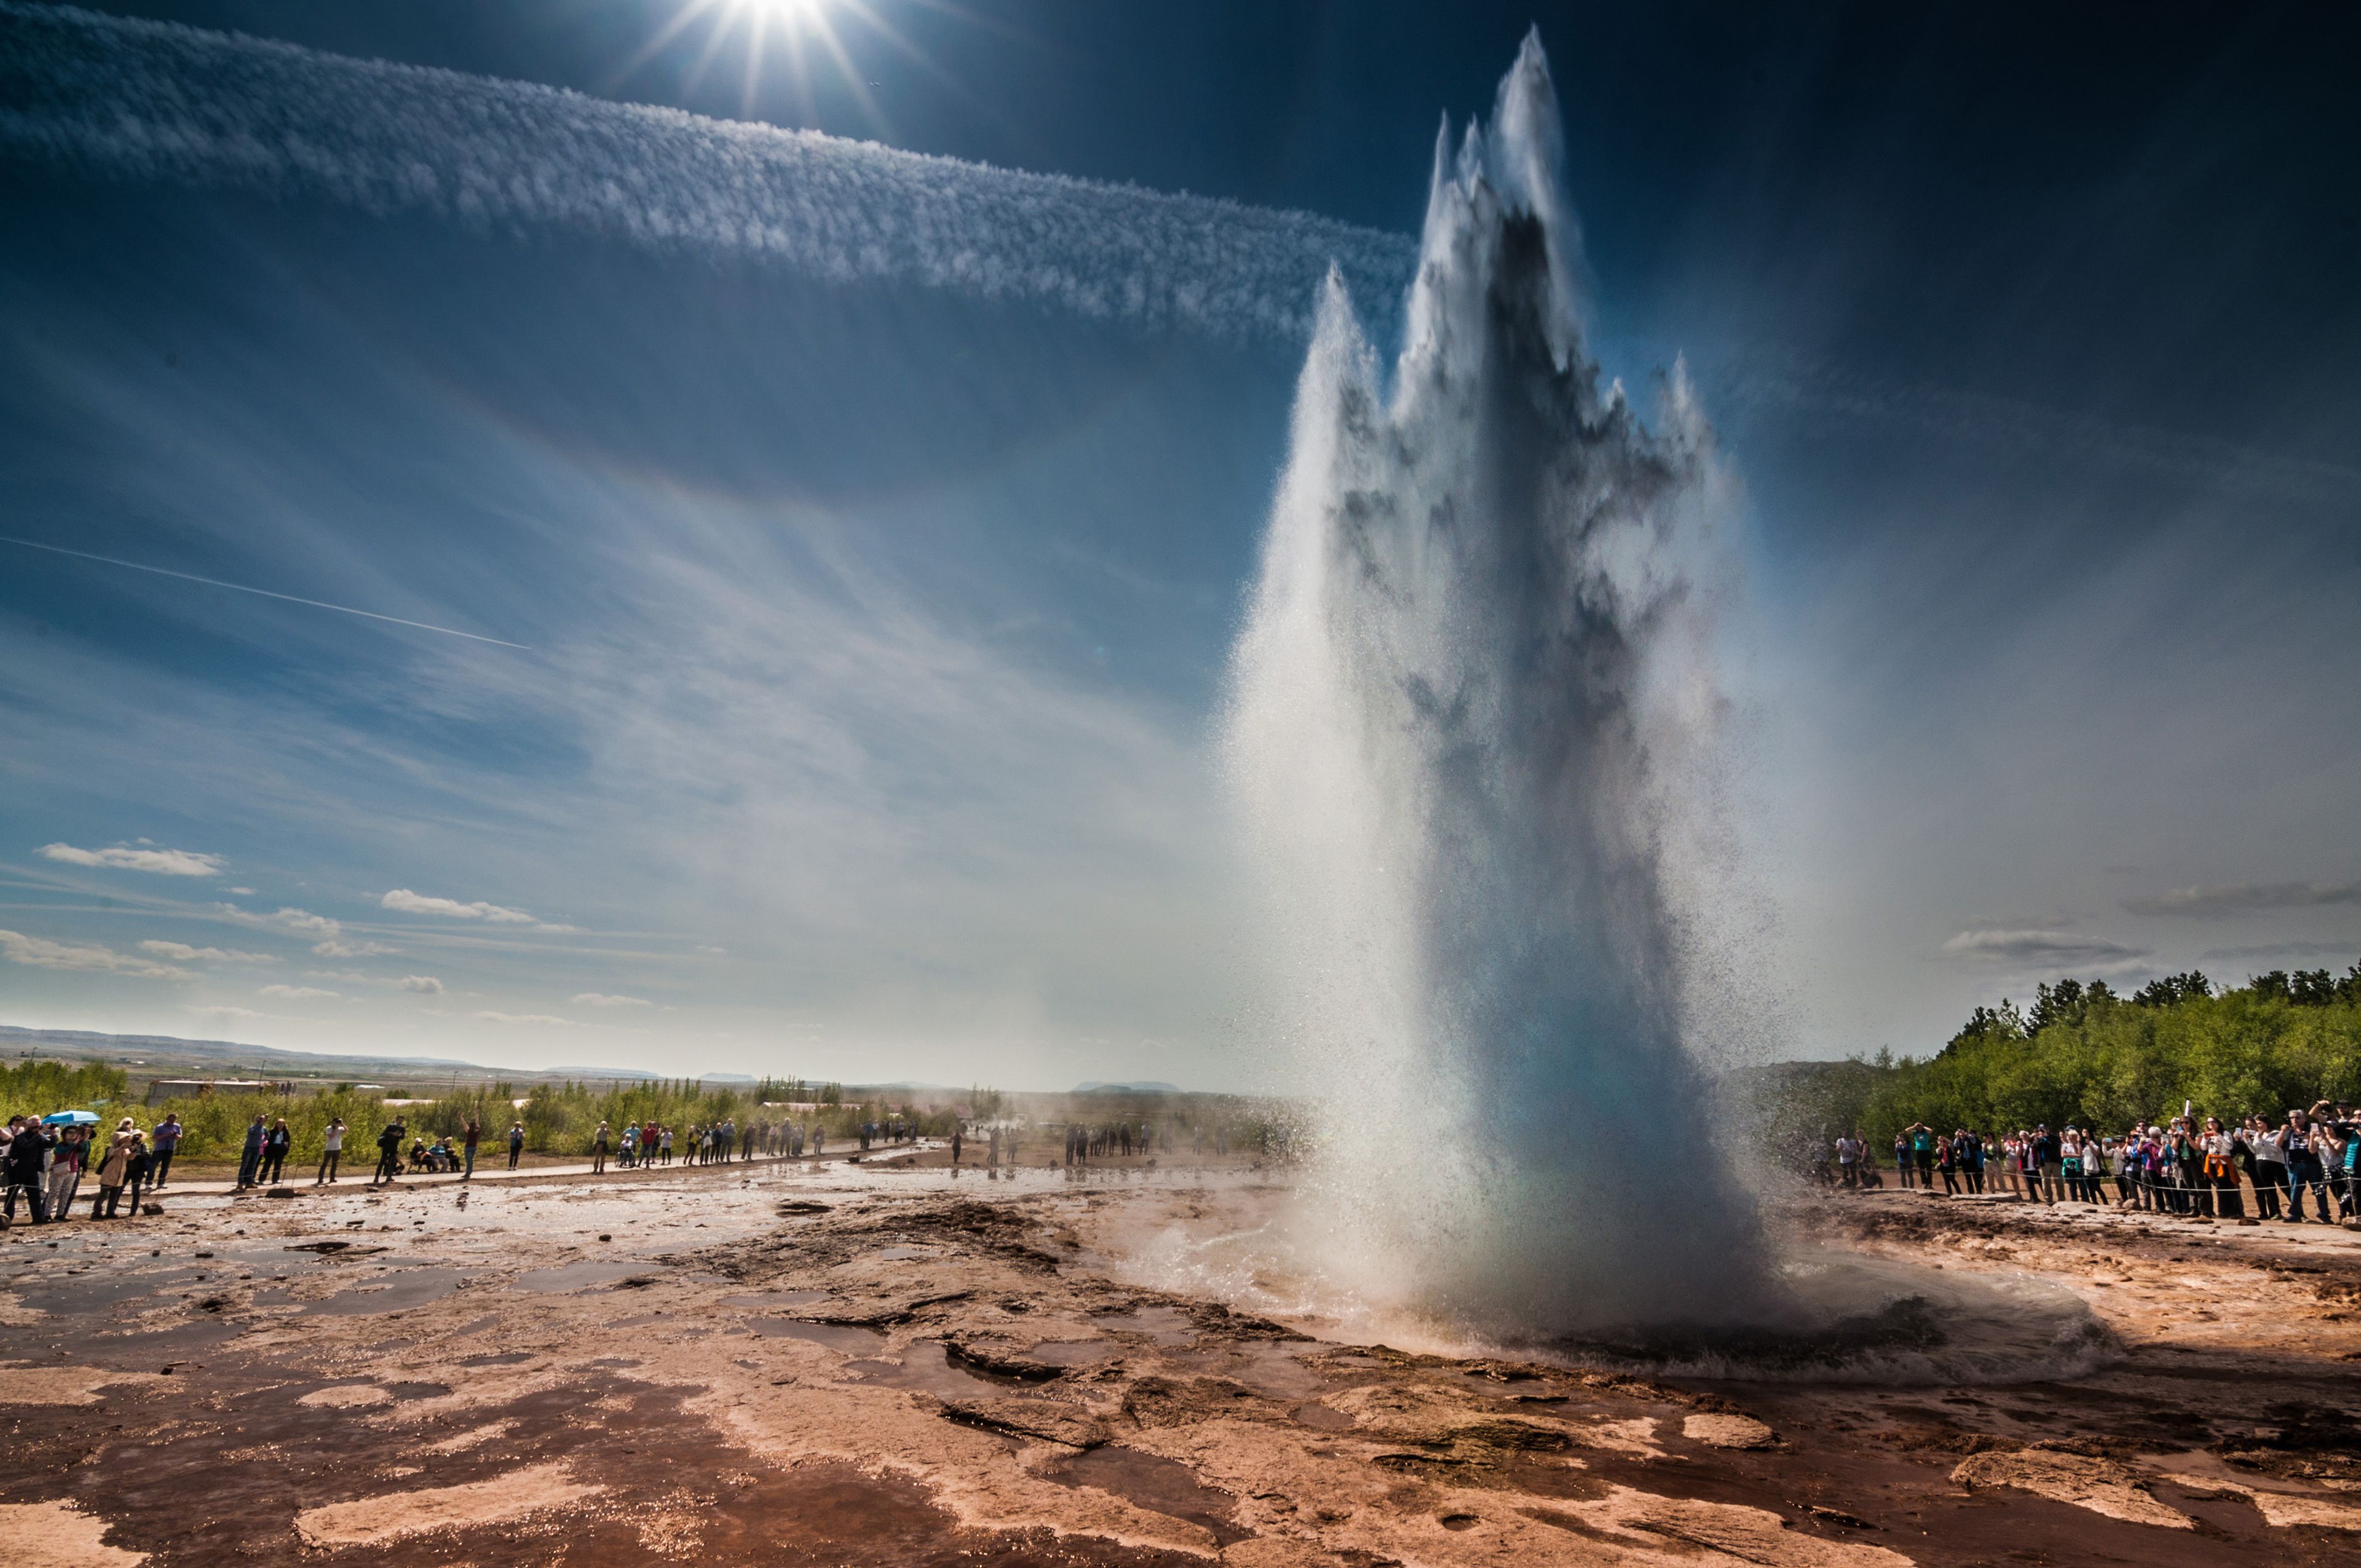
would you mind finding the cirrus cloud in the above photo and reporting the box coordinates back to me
[312,939,395,958]
[1941,929,2151,968]
[139,939,277,963]
[571,992,650,1007]
[213,903,340,937]
[381,888,534,923]
[399,974,445,994]
[2122,881,2361,918]
[40,841,222,876]
[0,928,191,979]
[259,983,339,999]
[473,1010,569,1025]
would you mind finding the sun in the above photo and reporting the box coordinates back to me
[625,0,913,127]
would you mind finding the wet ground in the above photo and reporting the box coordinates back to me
[4,1156,2359,1565]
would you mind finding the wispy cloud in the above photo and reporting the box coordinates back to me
[571,992,649,1007]
[0,928,191,979]
[313,939,395,958]
[39,841,221,875]
[1942,929,2150,967]
[381,888,534,923]
[2199,942,2360,965]
[138,939,277,963]
[2123,881,2361,918]
[214,902,341,937]
[259,983,339,999]
[474,1010,569,1025]
[398,974,445,993]
[0,1,1417,347]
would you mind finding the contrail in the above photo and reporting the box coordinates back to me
[0,535,533,650]
[0,2,1420,345]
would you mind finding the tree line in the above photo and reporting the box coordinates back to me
[1766,962,2361,1154]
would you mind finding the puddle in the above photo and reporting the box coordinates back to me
[510,1260,649,1294]
[876,1246,940,1261]
[301,1267,466,1316]
[721,1290,831,1310]
[1024,1339,1118,1368]
[843,1341,1036,1399]
[1169,1341,1324,1400]
[457,1351,536,1367]
[1043,1445,1253,1545]
[1090,1306,1196,1345]
[748,1318,888,1354]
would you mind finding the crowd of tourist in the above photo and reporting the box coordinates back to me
[1822,1101,2360,1222]
[2,1112,166,1224]
[8,1096,1261,1227]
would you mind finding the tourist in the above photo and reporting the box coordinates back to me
[2248,1117,2284,1219]
[1960,1128,1985,1194]
[591,1119,611,1175]
[89,1119,135,1219]
[660,1124,674,1164]
[3,1115,53,1224]
[1934,1134,1959,1195]
[2058,1132,2084,1204]
[2200,1117,2242,1218]
[236,1114,266,1189]
[260,1117,291,1184]
[2284,1108,2330,1223]
[317,1117,346,1183]
[1833,1132,1859,1189]
[151,1113,181,1188]
[508,1120,526,1170]
[1892,1129,1912,1189]
[371,1118,406,1184]
[462,1119,481,1180]
[45,1123,85,1220]
[121,1132,152,1217]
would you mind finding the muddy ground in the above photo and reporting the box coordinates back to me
[4,1156,2359,1566]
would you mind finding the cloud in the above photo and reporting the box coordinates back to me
[2122,881,2361,918]
[214,903,340,937]
[2199,942,2361,965]
[38,840,221,875]
[259,983,339,999]
[0,928,192,979]
[226,886,256,894]
[1941,929,2151,967]
[381,888,534,923]
[306,969,370,983]
[571,992,649,1007]
[399,974,445,993]
[188,1004,263,1022]
[312,939,395,958]
[0,2,1417,349]
[473,1010,569,1025]
[138,939,277,963]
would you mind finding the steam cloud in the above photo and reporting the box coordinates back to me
[1224,34,1763,1336]
[0,2,1415,345]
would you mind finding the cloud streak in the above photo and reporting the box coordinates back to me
[0,2,1418,347]
[381,888,534,923]
[1942,929,2149,967]
[0,928,191,979]
[2123,881,2361,918]
[39,840,221,875]
[139,939,277,963]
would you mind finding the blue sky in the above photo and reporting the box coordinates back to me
[2,1,2357,1084]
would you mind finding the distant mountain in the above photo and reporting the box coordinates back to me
[0,1025,655,1082]
[1072,1080,1184,1095]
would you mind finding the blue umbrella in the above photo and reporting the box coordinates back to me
[41,1110,100,1127]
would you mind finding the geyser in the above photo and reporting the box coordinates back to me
[1223,33,1768,1338]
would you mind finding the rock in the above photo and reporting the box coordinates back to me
[1683,1412,1779,1450]
[930,1395,1107,1448]
[1952,1449,2191,1529]
[264,1187,296,1200]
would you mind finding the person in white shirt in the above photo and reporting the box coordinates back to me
[316,1117,346,1184]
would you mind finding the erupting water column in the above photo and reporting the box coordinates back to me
[1224,33,1770,1340]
